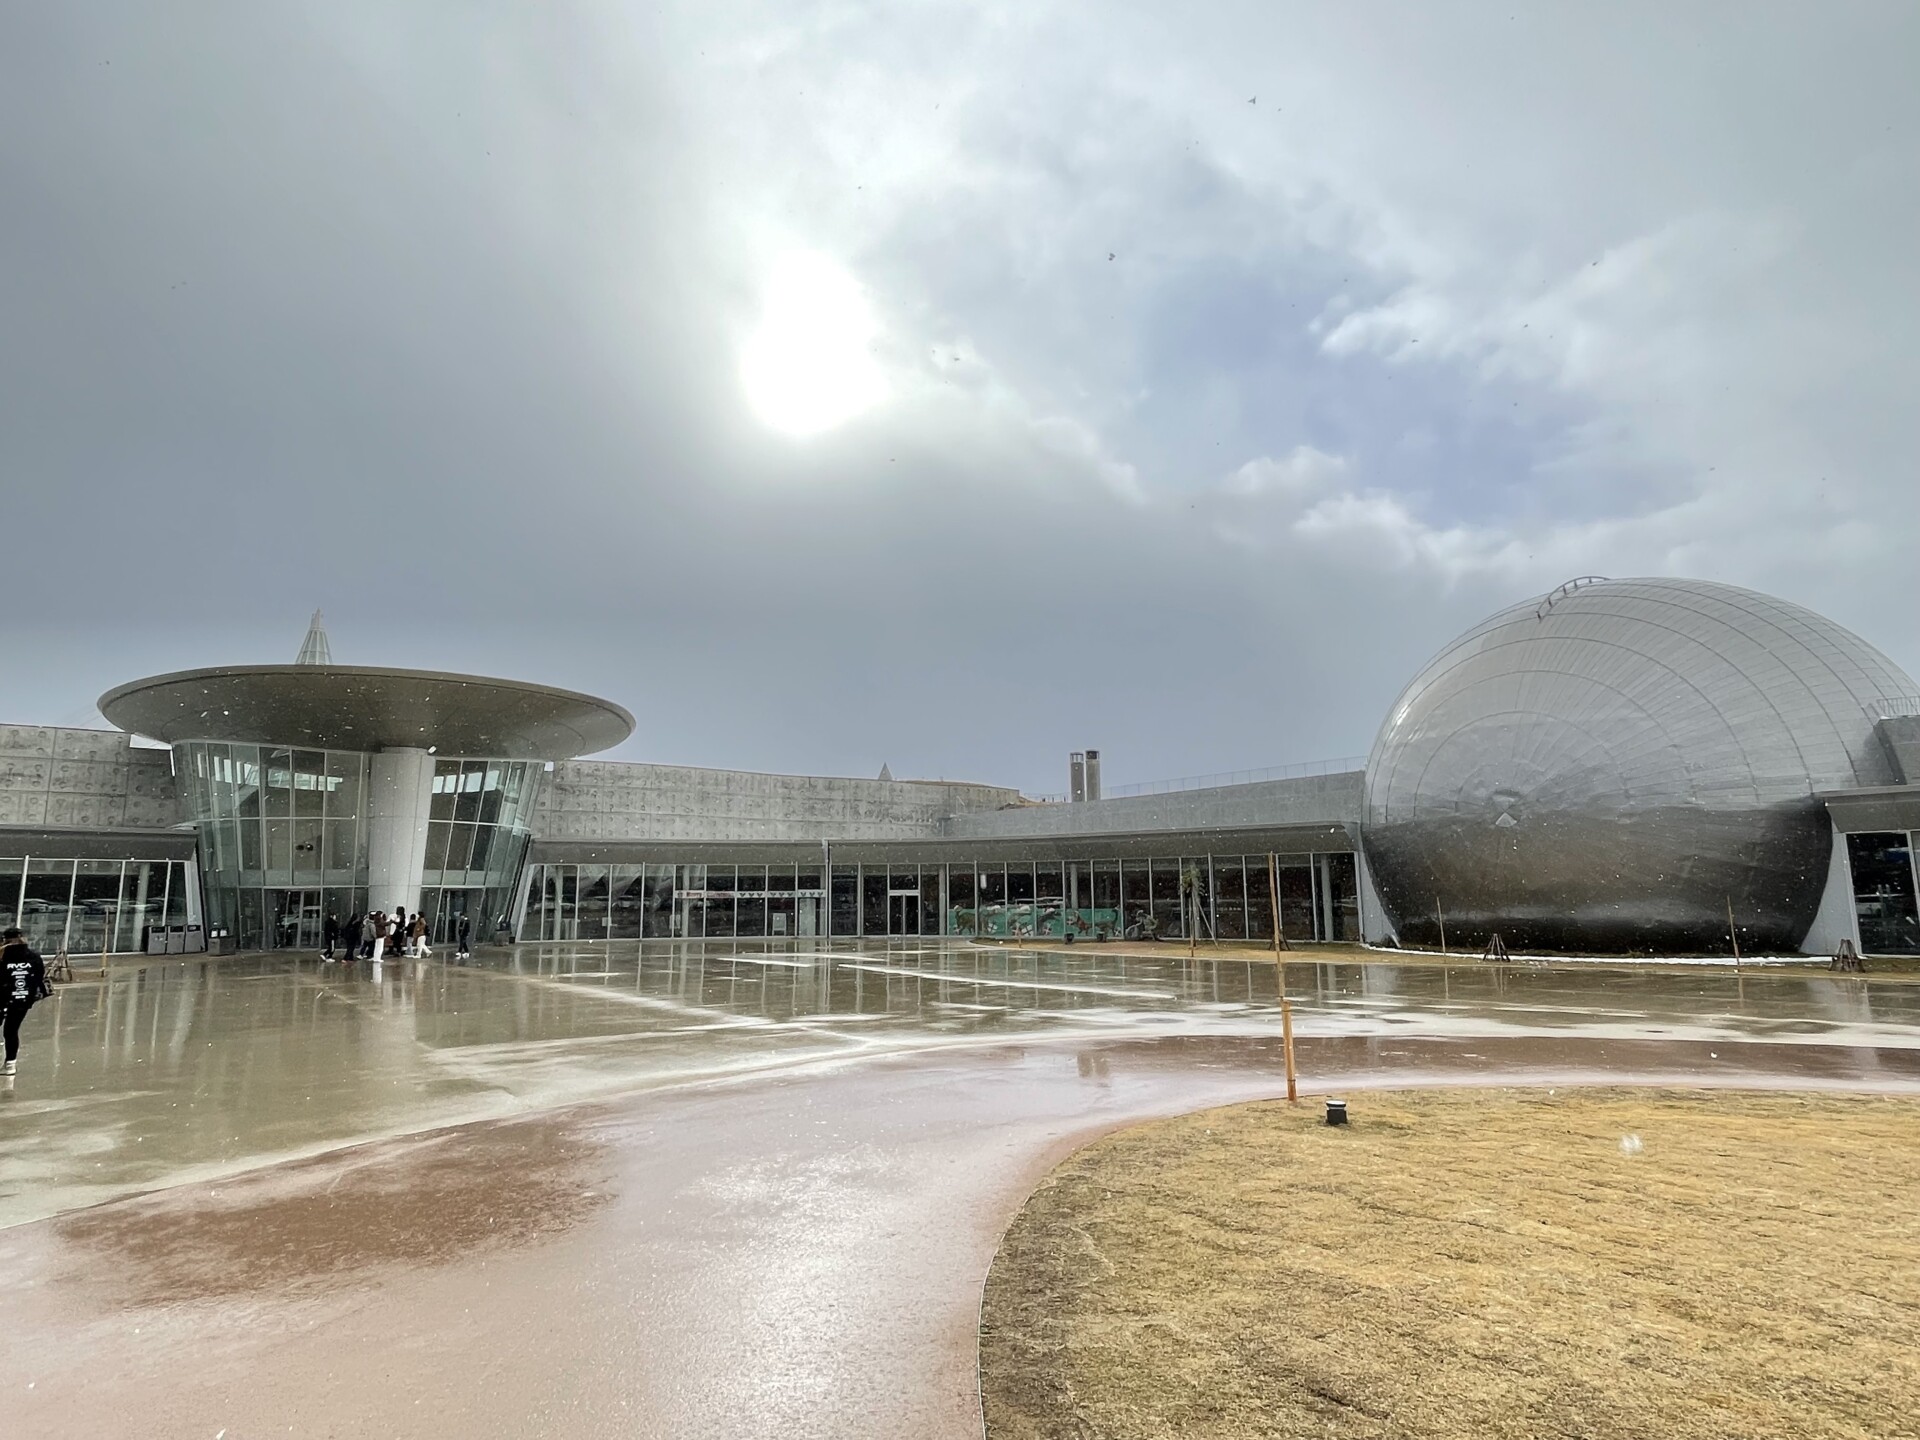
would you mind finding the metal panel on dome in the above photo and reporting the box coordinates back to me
[1363,578,1917,952]
[99,666,634,761]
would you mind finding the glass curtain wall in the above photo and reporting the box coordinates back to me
[0,856,194,954]
[519,852,1361,944]
[419,757,543,945]
[174,741,370,950]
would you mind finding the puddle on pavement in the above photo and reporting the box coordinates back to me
[53,1114,609,1304]
[5,939,1918,1227]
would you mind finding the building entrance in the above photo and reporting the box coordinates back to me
[889,892,919,936]
[272,889,324,950]
[429,888,485,946]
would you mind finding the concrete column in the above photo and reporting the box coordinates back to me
[1356,845,1399,947]
[1799,821,1859,956]
[367,748,436,915]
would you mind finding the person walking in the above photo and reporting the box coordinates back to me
[343,913,362,962]
[410,913,431,959]
[456,912,472,962]
[322,911,339,963]
[2,927,52,1077]
[370,911,389,962]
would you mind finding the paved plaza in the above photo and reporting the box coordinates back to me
[6,941,1920,1227]
[4,942,1919,1436]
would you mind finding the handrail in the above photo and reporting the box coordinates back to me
[1864,696,1920,721]
[1536,575,1609,621]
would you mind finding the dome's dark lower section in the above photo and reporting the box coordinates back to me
[1362,800,1832,954]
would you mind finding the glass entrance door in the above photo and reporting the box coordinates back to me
[889,892,919,936]
[274,889,323,949]
[432,888,481,946]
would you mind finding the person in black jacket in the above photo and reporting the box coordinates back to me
[321,911,339,962]
[2,927,51,1077]
[456,912,473,961]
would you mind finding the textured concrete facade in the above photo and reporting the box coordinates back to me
[0,725,178,830]
[533,760,1023,843]
[938,771,1364,843]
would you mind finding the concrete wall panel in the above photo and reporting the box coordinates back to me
[0,791,48,825]
[535,760,1025,843]
[0,725,180,831]
[940,772,1364,841]
[0,758,53,790]
[0,727,54,755]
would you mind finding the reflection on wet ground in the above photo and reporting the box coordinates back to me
[6,946,1920,1440]
[4,938,1918,1226]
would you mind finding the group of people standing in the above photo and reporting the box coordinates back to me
[321,909,473,963]
[3,905,482,1081]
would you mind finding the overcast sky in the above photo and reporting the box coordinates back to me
[4,3,1916,794]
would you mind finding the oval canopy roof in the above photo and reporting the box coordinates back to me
[99,666,635,760]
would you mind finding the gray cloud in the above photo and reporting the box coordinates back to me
[4,2,1916,793]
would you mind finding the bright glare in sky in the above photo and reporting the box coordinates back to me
[740,252,887,436]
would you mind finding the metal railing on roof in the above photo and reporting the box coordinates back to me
[1864,696,1920,721]
[1536,575,1609,620]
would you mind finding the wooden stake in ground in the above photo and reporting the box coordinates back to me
[1280,992,1298,1103]
[1726,894,1742,969]
[1267,853,1289,954]
[1436,898,1449,956]
[1269,852,1294,1097]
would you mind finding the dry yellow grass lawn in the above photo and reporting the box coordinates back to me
[980,1089,1920,1439]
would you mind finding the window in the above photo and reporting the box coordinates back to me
[1245,855,1275,942]
[948,863,976,934]
[1321,852,1359,942]
[831,866,859,935]
[1214,857,1245,940]
[1277,860,1315,942]
[1121,860,1150,935]
[0,856,22,931]
[1848,832,1920,954]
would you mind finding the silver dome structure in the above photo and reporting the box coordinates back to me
[1363,577,1918,952]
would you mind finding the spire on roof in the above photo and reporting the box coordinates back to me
[877,762,893,782]
[295,610,333,665]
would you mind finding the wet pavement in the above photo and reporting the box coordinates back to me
[4,939,1917,1228]
[3,940,1918,1438]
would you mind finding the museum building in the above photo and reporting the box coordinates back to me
[4,580,1920,958]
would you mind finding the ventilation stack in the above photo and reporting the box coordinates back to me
[1084,749,1102,801]
[1069,751,1086,803]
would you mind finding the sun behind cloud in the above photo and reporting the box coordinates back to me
[740,251,887,437]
